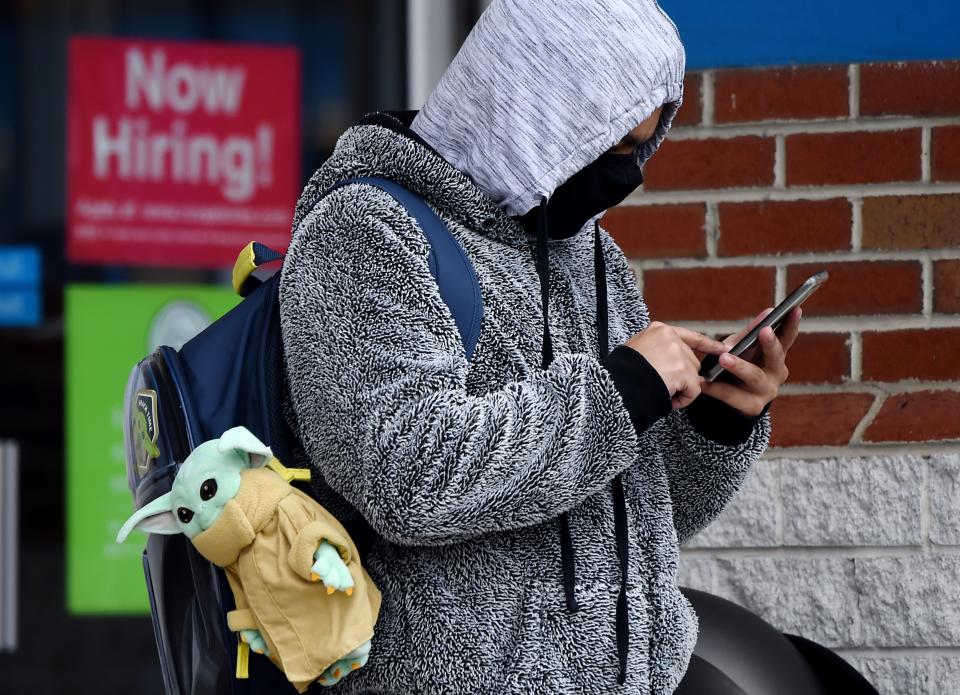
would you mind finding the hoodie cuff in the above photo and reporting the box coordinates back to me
[599,345,672,436]
[684,393,771,446]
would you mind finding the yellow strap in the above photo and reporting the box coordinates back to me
[231,242,258,296]
[266,456,311,484]
[236,638,250,679]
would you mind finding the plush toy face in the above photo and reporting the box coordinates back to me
[117,426,274,543]
[167,442,246,537]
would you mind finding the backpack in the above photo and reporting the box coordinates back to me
[122,176,484,695]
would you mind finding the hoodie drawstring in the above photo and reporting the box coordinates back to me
[534,199,630,685]
[535,198,579,614]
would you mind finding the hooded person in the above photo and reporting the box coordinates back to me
[278,0,773,692]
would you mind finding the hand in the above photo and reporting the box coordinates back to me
[625,321,728,410]
[700,306,802,416]
[316,640,371,687]
[240,628,271,656]
[311,540,355,595]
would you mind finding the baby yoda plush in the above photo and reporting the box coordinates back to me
[117,426,382,691]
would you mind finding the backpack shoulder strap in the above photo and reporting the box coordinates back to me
[324,176,484,361]
[232,178,485,361]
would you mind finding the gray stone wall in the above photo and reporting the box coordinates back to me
[679,453,960,694]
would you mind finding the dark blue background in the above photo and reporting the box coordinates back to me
[659,0,960,69]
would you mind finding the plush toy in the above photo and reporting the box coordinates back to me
[117,426,381,691]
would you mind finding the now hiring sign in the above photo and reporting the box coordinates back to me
[67,37,300,269]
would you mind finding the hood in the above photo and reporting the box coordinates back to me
[290,109,535,250]
[410,0,686,218]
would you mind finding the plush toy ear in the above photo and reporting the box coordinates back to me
[217,426,274,468]
[116,493,180,543]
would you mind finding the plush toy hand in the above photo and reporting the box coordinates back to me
[316,640,371,687]
[240,628,271,656]
[310,540,355,595]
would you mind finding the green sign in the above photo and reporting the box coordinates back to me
[66,284,239,614]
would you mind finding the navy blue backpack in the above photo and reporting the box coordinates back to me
[122,177,483,695]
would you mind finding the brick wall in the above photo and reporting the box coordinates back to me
[604,60,960,452]
[604,60,960,694]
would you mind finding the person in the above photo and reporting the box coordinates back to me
[277,0,798,692]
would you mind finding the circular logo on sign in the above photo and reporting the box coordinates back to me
[148,300,211,352]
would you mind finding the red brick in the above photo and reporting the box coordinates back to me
[862,328,960,381]
[863,390,960,443]
[861,61,960,117]
[785,261,922,317]
[769,392,874,448]
[717,199,851,257]
[643,136,775,191]
[643,266,775,321]
[602,204,706,259]
[714,66,849,123]
[785,130,922,186]
[934,259,960,313]
[672,72,702,127]
[932,126,960,182]
[784,332,850,384]
[862,194,960,250]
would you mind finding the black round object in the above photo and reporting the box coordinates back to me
[676,587,827,695]
[783,633,879,694]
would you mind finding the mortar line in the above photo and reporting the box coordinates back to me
[922,126,932,183]
[667,114,960,140]
[848,389,885,444]
[922,255,934,317]
[630,260,644,297]
[921,455,931,553]
[625,181,960,205]
[780,380,960,395]
[849,331,862,382]
[705,201,718,258]
[775,266,786,304]
[701,70,715,126]
[775,459,784,546]
[679,545,948,557]
[774,134,786,188]
[847,63,860,119]
[837,646,960,658]
[850,197,863,252]
[852,555,863,644]
[634,247,960,268]
[677,314,960,334]
[763,442,960,459]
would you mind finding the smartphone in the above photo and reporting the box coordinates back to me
[698,270,829,383]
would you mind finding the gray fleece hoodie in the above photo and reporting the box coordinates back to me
[278,1,771,693]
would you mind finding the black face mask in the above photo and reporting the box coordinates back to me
[514,145,645,239]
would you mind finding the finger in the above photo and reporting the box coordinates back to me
[670,377,701,410]
[672,326,727,355]
[678,340,701,373]
[778,306,802,352]
[724,307,775,348]
[759,325,787,379]
[716,351,769,393]
[700,379,767,417]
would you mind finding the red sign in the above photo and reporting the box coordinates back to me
[68,37,300,268]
